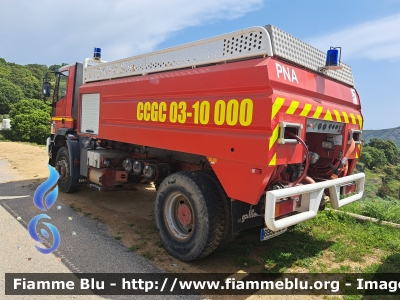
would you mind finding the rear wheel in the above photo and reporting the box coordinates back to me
[199,170,234,251]
[55,147,80,193]
[154,172,223,261]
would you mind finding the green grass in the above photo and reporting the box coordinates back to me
[220,209,400,275]
[299,209,400,255]
[338,166,400,224]
[129,241,147,252]
[129,245,140,252]
[93,216,104,223]
[263,230,397,299]
[126,222,134,228]
[361,168,383,199]
[142,251,153,260]
[360,167,400,199]
[340,196,400,224]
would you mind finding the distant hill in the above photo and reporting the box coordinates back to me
[363,126,400,147]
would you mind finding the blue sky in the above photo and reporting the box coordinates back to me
[1,0,399,130]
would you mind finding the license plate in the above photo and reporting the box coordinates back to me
[260,227,287,241]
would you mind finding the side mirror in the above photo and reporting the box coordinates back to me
[42,81,51,97]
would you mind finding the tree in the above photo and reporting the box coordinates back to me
[359,146,388,169]
[25,64,48,82]
[0,78,24,114]
[49,63,68,72]
[7,63,42,99]
[359,151,373,168]
[367,138,400,165]
[0,57,69,116]
[8,99,51,144]
[0,58,11,78]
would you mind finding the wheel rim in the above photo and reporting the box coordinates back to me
[164,192,194,240]
[56,158,69,183]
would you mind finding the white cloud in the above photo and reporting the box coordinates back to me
[0,0,263,65]
[306,13,400,61]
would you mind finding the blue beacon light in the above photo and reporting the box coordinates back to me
[323,47,342,70]
[93,47,102,60]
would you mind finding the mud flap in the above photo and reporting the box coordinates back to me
[231,198,264,234]
[65,135,87,185]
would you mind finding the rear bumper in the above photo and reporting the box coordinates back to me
[265,173,365,231]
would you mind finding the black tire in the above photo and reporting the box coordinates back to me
[153,178,162,191]
[154,171,223,261]
[55,147,80,193]
[199,170,235,251]
[319,195,327,211]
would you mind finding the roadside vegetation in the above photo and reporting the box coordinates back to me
[0,57,66,144]
[340,138,400,224]
[220,209,400,273]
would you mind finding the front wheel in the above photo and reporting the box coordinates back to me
[55,147,80,193]
[154,172,223,261]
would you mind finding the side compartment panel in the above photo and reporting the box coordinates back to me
[81,93,100,135]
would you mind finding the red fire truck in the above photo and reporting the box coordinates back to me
[44,25,365,261]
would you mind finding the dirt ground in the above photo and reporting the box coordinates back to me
[1,141,378,299]
[0,141,264,274]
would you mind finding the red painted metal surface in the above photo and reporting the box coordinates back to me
[178,204,192,226]
[53,65,76,132]
[69,57,362,205]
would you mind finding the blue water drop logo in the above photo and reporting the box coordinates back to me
[29,164,61,254]
[33,164,59,211]
[28,214,60,254]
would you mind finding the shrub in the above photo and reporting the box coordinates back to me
[359,146,388,169]
[0,130,12,141]
[367,138,400,165]
[382,166,395,176]
[359,151,372,168]
[0,78,24,114]
[395,166,400,176]
[377,184,392,198]
[8,99,51,144]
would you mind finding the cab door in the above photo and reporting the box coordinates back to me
[51,66,75,132]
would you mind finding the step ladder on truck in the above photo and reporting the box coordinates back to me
[43,24,365,261]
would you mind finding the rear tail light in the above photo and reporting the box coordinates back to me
[275,199,293,217]
[274,195,301,218]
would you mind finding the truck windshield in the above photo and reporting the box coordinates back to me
[57,70,69,101]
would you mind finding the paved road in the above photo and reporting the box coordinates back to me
[0,158,199,300]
